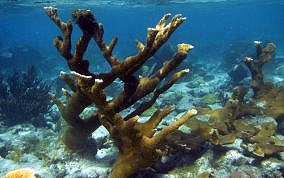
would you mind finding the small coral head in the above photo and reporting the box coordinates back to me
[4,168,36,178]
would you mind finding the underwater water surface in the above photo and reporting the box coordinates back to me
[0,0,284,177]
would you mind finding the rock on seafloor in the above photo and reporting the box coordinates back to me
[0,124,112,177]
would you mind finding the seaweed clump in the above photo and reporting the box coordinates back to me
[44,7,196,178]
[0,66,51,126]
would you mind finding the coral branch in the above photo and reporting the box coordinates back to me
[244,41,276,96]
[44,7,93,76]
[126,68,190,119]
[151,109,197,144]
[44,7,73,60]
[137,106,174,137]
[108,44,193,115]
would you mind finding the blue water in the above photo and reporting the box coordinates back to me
[0,0,283,76]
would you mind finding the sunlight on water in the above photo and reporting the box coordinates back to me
[0,0,282,7]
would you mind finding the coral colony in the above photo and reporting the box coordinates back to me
[0,66,50,126]
[44,7,197,178]
[41,6,284,178]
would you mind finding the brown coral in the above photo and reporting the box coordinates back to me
[181,42,284,157]
[44,7,196,177]
[244,41,276,97]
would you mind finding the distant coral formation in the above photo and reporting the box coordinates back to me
[166,42,284,161]
[0,66,51,126]
[44,7,196,178]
